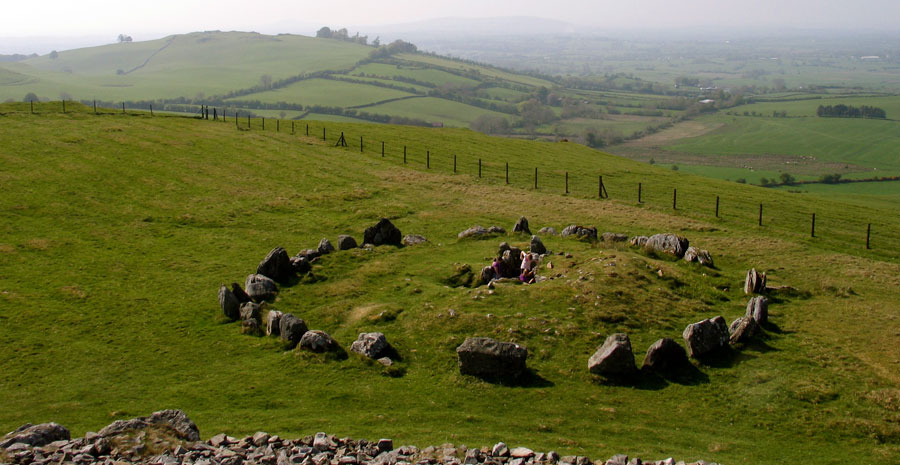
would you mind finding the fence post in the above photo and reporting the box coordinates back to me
[811,213,816,237]
[248,115,251,129]
[236,112,239,129]
[454,154,457,173]
[715,196,720,217]
[403,146,407,164]
[291,121,294,134]
[262,117,265,130]
[122,102,125,114]
[758,204,763,226]
[31,100,34,114]
[306,124,309,136]
[323,127,325,141]
[151,104,154,116]
[276,119,279,132]
[93,100,96,114]
[673,189,677,210]
[534,167,538,189]
[866,224,871,249]
[427,150,430,168]
[565,172,569,194]
[505,162,509,184]
[638,182,642,203]
[381,141,385,157]
[479,159,482,178]
[62,100,65,113]
[360,136,364,153]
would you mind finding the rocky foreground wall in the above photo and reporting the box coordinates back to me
[0,410,720,465]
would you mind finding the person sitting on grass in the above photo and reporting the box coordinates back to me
[520,251,537,284]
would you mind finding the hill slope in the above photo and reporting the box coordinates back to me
[0,104,899,464]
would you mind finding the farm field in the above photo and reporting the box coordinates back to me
[363,97,515,127]
[229,78,417,108]
[1,104,900,465]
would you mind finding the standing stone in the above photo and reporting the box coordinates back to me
[279,313,308,348]
[456,337,528,378]
[231,283,252,304]
[683,247,714,267]
[266,310,283,337]
[746,296,769,325]
[337,235,358,250]
[512,217,531,235]
[239,302,261,322]
[729,316,759,344]
[364,218,402,246]
[744,268,767,294]
[317,238,335,255]
[0,423,70,449]
[644,233,690,258]
[491,442,509,457]
[530,235,547,255]
[245,274,278,302]
[299,330,337,352]
[257,247,293,282]
[402,234,427,246]
[561,225,598,241]
[682,316,730,358]
[218,285,240,321]
[588,333,637,376]
[641,337,690,373]
[350,332,389,359]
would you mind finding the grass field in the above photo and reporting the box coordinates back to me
[364,97,515,127]
[230,78,416,108]
[352,63,482,87]
[1,103,899,464]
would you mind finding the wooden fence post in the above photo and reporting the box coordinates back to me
[454,154,457,172]
[811,213,816,237]
[62,100,65,113]
[505,162,509,184]
[427,150,430,168]
[866,224,871,249]
[478,159,482,177]
[236,112,239,129]
[360,136,364,153]
[306,124,309,136]
[151,104,154,116]
[565,172,569,194]
[673,188,677,210]
[93,100,96,114]
[291,121,294,134]
[122,102,125,114]
[323,127,325,141]
[262,117,265,130]
[638,182,642,203]
[758,204,763,226]
[381,141,385,157]
[31,100,34,114]
[403,146,407,164]
[534,167,538,189]
[248,115,251,129]
[715,196,720,217]
[276,119,279,132]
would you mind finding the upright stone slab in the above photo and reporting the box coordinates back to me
[729,316,759,344]
[266,310,283,337]
[456,337,527,378]
[530,235,547,255]
[245,274,277,302]
[317,238,335,255]
[588,333,637,376]
[682,316,729,358]
[746,295,769,324]
[279,313,308,348]
[744,268,767,294]
[364,218,402,246]
[641,337,690,373]
[256,247,293,282]
[512,217,531,235]
[218,285,240,321]
[299,330,337,353]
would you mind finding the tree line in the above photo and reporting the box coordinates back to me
[816,104,886,119]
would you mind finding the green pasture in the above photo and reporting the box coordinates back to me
[352,63,481,88]
[0,105,899,465]
[364,97,514,127]
[735,94,900,118]
[398,53,555,88]
[229,78,416,108]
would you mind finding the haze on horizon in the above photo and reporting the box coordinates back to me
[2,0,899,54]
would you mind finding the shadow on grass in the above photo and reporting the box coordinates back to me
[592,364,711,389]
[694,346,757,368]
[470,369,555,388]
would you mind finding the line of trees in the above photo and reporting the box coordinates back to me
[817,104,886,119]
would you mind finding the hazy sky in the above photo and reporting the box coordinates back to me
[3,0,899,41]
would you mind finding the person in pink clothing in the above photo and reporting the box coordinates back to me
[519,251,536,284]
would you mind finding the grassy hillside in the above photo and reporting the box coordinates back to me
[1,103,899,464]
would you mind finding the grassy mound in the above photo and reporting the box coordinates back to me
[0,103,899,464]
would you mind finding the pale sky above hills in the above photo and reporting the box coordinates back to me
[2,0,898,53]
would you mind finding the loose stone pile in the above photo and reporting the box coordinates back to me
[0,410,720,465]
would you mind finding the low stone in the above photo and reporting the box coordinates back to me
[377,357,393,367]
[561,225,598,241]
[530,235,547,255]
[601,232,628,242]
[245,274,278,302]
[456,337,527,378]
[746,296,769,325]
[312,433,335,451]
[538,227,557,235]
[683,247,714,267]
[479,265,497,285]
[491,443,509,457]
[241,319,262,336]
[337,235,358,251]
[458,226,489,239]
[629,236,648,247]
[218,285,240,321]
[588,333,637,376]
[487,226,506,234]
[364,218,403,246]
[377,439,393,453]
[350,332,389,359]
[279,314,308,348]
[291,256,312,274]
[605,455,628,465]
[641,338,690,373]
[402,235,427,246]
[644,233,690,258]
[510,448,534,459]
[299,330,337,353]
[512,217,531,235]
[317,238,335,256]
[729,316,760,344]
[266,310,283,337]
[682,316,729,358]
[252,432,270,447]
[1,423,70,449]
[257,247,294,282]
[98,409,200,442]
[744,268,767,294]
[239,302,261,322]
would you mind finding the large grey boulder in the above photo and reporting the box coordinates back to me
[746,296,769,325]
[641,337,690,373]
[317,238,335,255]
[299,330,338,353]
[239,302,261,322]
[245,274,277,302]
[1,423,70,449]
[218,285,240,321]
[364,218,402,246]
[266,310,283,337]
[682,316,729,358]
[561,225,598,241]
[350,332,389,359]
[530,235,547,255]
[588,333,637,376]
[98,409,200,442]
[744,268,767,294]
[256,247,293,282]
[512,217,531,235]
[456,337,527,378]
[458,225,489,239]
[645,233,689,258]
[683,246,714,267]
[729,316,760,344]
[337,235,357,250]
[402,234,427,246]
[279,313,308,348]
